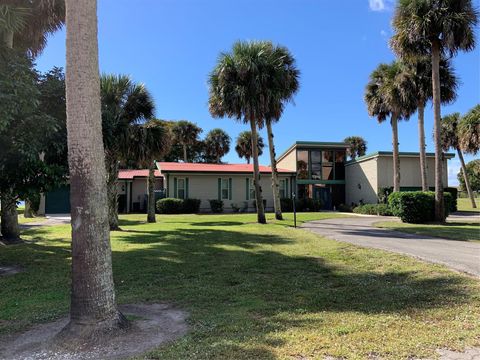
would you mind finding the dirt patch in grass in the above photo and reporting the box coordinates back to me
[0,303,188,360]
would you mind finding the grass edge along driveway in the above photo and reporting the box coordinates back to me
[1,212,479,360]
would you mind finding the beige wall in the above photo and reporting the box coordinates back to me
[277,149,296,171]
[166,173,293,212]
[345,158,378,205]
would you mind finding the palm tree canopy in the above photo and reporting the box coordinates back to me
[364,61,417,123]
[208,40,300,125]
[235,130,264,161]
[203,128,231,163]
[440,112,461,151]
[1,0,65,57]
[458,104,480,155]
[171,120,202,147]
[126,119,172,168]
[403,56,458,106]
[343,136,368,159]
[100,74,155,155]
[390,0,478,58]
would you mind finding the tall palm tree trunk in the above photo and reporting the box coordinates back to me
[0,191,21,244]
[457,148,477,209]
[417,102,428,191]
[183,145,188,162]
[59,0,127,340]
[266,120,282,220]
[391,114,401,192]
[147,162,156,223]
[432,40,445,222]
[106,156,121,231]
[249,119,266,224]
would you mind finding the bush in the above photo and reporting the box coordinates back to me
[183,198,201,213]
[337,203,353,212]
[280,198,294,212]
[353,203,392,216]
[378,187,393,204]
[444,187,458,212]
[388,191,451,223]
[231,203,240,213]
[156,198,184,214]
[209,199,224,213]
[297,198,322,212]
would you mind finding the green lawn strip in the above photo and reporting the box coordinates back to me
[17,215,48,224]
[457,198,480,213]
[0,213,479,359]
[375,221,480,242]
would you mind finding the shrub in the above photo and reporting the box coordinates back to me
[297,198,322,212]
[388,191,451,223]
[209,199,224,213]
[336,203,353,212]
[183,198,201,213]
[444,187,458,212]
[378,187,393,204]
[353,203,392,216]
[156,198,184,214]
[231,203,240,213]
[280,198,294,212]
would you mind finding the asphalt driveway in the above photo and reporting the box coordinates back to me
[302,216,480,277]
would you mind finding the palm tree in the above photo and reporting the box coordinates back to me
[440,113,476,208]
[261,44,300,221]
[403,57,458,191]
[235,131,264,164]
[458,105,480,155]
[127,120,171,223]
[59,0,126,341]
[365,61,417,192]
[344,136,368,160]
[203,128,231,163]
[172,120,202,162]
[390,0,478,222]
[209,40,283,224]
[101,74,154,230]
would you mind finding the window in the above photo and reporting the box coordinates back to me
[250,179,256,200]
[176,178,186,199]
[311,150,321,180]
[279,179,289,198]
[221,178,230,200]
[335,150,346,180]
[296,150,309,179]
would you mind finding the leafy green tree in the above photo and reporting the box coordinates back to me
[100,74,154,230]
[403,57,457,191]
[440,113,476,208]
[235,131,264,164]
[203,128,231,163]
[171,120,203,162]
[261,43,300,220]
[127,120,171,223]
[391,0,478,222]
[458,104,480,155]
[364,61,417,192]
[344,136,367,160]
[458,159,480,193]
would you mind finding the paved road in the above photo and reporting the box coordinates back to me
[302,216,480,277]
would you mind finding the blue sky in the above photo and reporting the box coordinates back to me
[35,0,480,185]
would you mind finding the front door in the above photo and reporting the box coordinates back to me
[314,186,332,210]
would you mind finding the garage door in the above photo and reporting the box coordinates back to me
[45,185,71,214]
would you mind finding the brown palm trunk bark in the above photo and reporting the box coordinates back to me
[266,120,282,220]
[0,191,21,244]
[59,0,128,341]
[417,102,428,191]
[432,40,445,222]
[391,113,400,192]
[249,119,266,224]
[147,162,156,223]
[457,148,477,209]
[106,156,121,231]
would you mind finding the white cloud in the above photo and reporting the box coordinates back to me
[369,0,394,12]
[380,29,388,38]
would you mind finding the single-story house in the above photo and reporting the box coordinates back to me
[157,162,295,212]
[39,140,455,214]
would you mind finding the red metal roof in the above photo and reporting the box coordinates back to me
[118,169,162,179]
[156,162,294,174]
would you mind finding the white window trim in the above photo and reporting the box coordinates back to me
[176,177,186,199]
[221,178,230,200]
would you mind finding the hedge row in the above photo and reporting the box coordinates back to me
[280,198,322,212]
[388,191,452,223]
[353,203,392,216]
[156,198,201,214]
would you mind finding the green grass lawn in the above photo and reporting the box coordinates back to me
[1,213,479,359]
[458,197,480,213]
[375,221,480,242]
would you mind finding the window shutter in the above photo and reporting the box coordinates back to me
[228,178,232,200]
[245,178,249,200]
[218,178,221,200]
[185,178,189,199]
[174,177,178,198]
